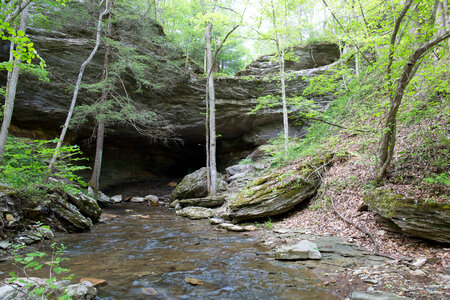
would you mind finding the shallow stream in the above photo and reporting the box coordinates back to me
[11,203,340,299]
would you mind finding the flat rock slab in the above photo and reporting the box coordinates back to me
[275,240,322,260]
[130,197,146,203]
[365,189,450,243]
[351,291,412,300]
[218,223,245,232]
[176,207,213,220]
[179,196,226,208]
[209,217,224,225]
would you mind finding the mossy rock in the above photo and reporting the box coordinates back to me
[1,187,95,235]
[227,154,333,223]
[176,207,214,220]
[171,167,227,200]
[178,196,226,208]
[365,189,450,243]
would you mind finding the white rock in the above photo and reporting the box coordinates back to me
[144,195,159,201]
[410,269,426,276]
[111,195,123,203]
[218,223,245,232]
[0,285,18,300]
[36,226,54,239]
[411,257,427,268]
[65,281,97,300]
[97,191,112,204]
[209,218,224,225]
[0,240,11,249]
[130,197,146,203]
[275,240,322,260]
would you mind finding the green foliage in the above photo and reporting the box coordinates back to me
[424,172,450,186]
[0,137,89,191]
[9,239,73,300]
[264,218,274,230]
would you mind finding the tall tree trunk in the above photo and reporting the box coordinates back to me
[205,84,211,194]
[271,0,289,157]
[205,22,217,196]
[277,46,289,156]
[0,3,31,159]
[46,0,110,178]
[88,0,114,190]
[376,29,450,183]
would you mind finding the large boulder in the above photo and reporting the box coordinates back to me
[0,187,97,236]
[46,195,93,232]
[227,154,333,222]
[171,168,227,200]
[365,190,450,243]
[67,192,102,223]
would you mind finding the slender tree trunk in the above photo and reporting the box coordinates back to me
[88,0,114,190]
[376,29,450,183]
[0,3,31,159]
[205,84,211,194]
[277,46,289,156]
[205,22,217,196]
[46,0,110,178]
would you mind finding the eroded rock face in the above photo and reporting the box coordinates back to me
[0,2,340,189]
[365,190,450,243]
[237,43,340,76]
[171,168,227,200]
[227,154,333,223]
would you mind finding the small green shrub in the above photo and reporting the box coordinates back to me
[0,136,89,192]
[9,227,74,300]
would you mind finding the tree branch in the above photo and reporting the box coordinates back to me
[386,0,413,87]
[4,0,33,24]
[321,0,373,66]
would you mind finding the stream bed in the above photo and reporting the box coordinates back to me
[53,203,338,299]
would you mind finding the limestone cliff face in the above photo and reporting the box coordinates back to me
[0,10,340,189]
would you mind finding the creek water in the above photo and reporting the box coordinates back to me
[10,203,339,299]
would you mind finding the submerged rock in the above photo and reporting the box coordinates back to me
[171,168,227,200]
[176,207,213,220]
[178,196,226,208]
[275,240,322,260]
[227,154,332,222]
[365,189,450,243]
